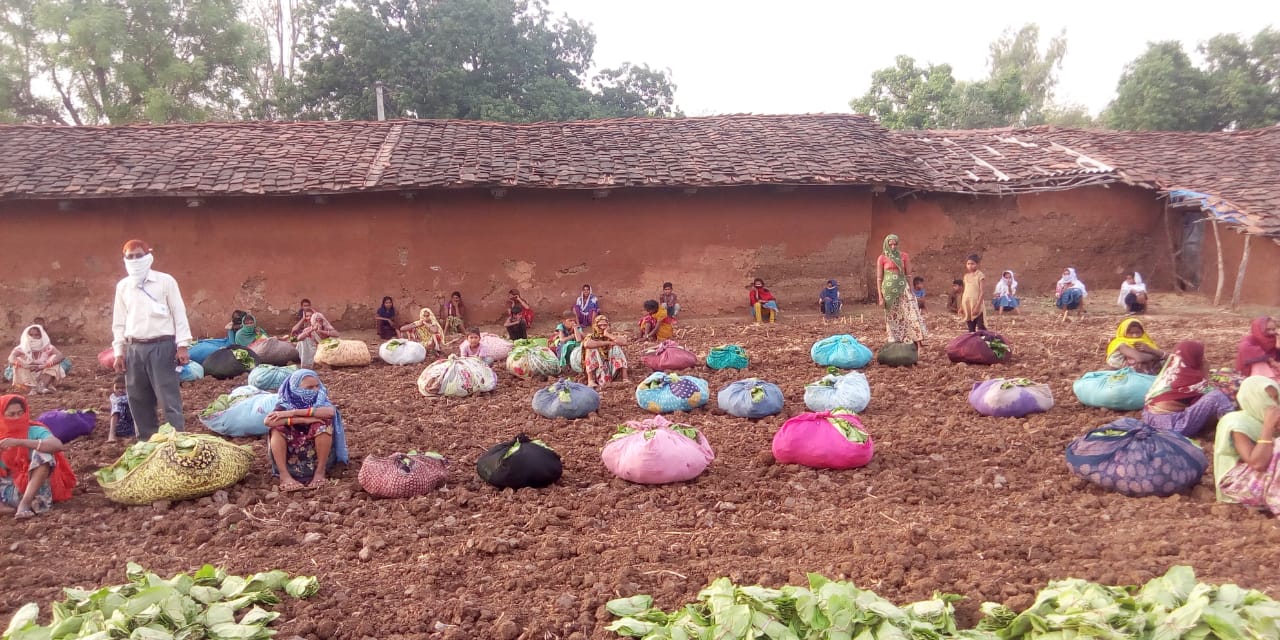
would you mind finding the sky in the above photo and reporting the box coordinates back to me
[545,0,1276,117]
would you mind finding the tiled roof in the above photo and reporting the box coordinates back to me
[0,114,932,198]
[0,115,1276,237]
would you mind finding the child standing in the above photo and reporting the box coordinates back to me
[108,374,134,442]
[912,277,927,313]
[659,282,680,318]
[819,280,841,319]
[960,254,987,332]
[638,300,674,342]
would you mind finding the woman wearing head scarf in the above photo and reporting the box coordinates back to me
[400,307,446,353]
[1142,341,1236,437]
[1105,318,1166,375]
[7,325,65,394]
[504,289,533,340]
[438,291,467,335]
[992,270,1020,315]
[875,235,927,346]
[574,285,601,327]
[819,280,841,320]
[748,279,779,323]
[374,296,398,340]
[1118,272,1148,315]
[0,395,74,518]
[232,313,268,347]
[581,315,630,389]
[1054,267,1087,321]
[264,369,349,492]
[293,311,338,369]
[1236,317,1280,381]
[1214,376,1280,510]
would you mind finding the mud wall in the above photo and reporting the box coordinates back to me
[0,183,1197,343]
[871,185,1168,303]
[1199,228,1280,308]
[0,187,876,342]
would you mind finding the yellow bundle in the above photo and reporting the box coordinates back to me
[314,338,372,367]
[96,426,255,505]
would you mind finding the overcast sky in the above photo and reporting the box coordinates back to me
[546,0,1275,117]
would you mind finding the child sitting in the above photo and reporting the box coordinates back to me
[819,280,841,320]
[912,277,927,313]
[659,282,680,318]
[459,327,497,365]
[946,279,964,316]
[108,374,134,442]
[550,312,583,368]
[638,300,675,342]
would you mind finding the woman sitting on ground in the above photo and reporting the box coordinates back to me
[582,315,630,388]
[7,325,64,394]
[292,311,338,369]
[1236,317,1280,382]
[550,313,583,368]
[400,308,445,353]
[1055,267,1088,321]
[264,369,348,493]
[574,285,601,327]
[224,310,248,341]
[0,394,74,518]
[992,270,1020,315]
[505,289,533,340]
[232,313,268,347]
[374,296,398,340]
[1142,341,1236,437]
[1105,318,1166,375]
[1118,272,1148,315]
[748,279,779,323]
[438,292,467,335]
[1214,376,1280,511]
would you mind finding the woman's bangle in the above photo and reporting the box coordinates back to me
[286,417,293,426]
[1258,439,1274,445]
[307,408,314,417]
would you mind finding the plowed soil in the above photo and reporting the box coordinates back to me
[4,302,1279,640]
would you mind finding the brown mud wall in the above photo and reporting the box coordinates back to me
[1199,228,1280,308]
[0,183,1224,343]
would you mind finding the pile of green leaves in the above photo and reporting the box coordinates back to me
[642,374,682,391]
[3,563,319,640]
[998,378,1035,390]
[607,567,1280,639]
[503,438,553,460]
[607,574,962,639]
[749,386,766,403]
[319,339,340,352]
[396,450,444,472]
[611,424,700,442]
[385,339,406,352]
[986,338,1010,359]
[231,349,255,370]
[93,440,161,484]
[826,412,868,444]
[200,394,249,418]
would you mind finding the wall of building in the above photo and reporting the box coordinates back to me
[1199,226,1280,308]
[0,182,1190,343]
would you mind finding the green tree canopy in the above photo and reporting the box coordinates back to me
[850,23,1067,130]
[0,0,265,124]
[291,0,677,121]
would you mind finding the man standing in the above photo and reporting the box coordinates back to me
[111,239,193,439]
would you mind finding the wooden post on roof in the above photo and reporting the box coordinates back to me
[1211,219,1225,306]
[1231,233,1252,310]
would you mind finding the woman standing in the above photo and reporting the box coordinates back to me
[1,395,75,518]
[374,296,398,340]
[7,325,65,394]
[264,369,349,493]
[574,285,601,327]
[875,234,927,347]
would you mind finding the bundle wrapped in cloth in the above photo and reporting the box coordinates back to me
[359,451,448,498]
[95,425,255,505]
[314,338,372,367]
[506,338,561,379]
[601,416,714,484]
[418,355,498,397]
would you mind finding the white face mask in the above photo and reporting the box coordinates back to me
[27,338,45,351]
[124,253,154,280]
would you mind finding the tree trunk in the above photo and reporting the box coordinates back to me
[1211,219,1225,306]
[1231,233,1251,310]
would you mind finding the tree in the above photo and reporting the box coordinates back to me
[849,55,959,129]
[0,0,266,124]
[1103,41,1217,131]
[1040,103,1095,128]
[292,0,677,122]
[1201,27,1280,129]
[851,23,1067,130]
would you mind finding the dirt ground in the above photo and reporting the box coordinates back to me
[3,297,1279,640]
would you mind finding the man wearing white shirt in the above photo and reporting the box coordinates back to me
[111,239,193,438]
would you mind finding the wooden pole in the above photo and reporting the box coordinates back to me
[1161,201,1182,290]
[1231,233,1252,310]
[1211,219,1225,306]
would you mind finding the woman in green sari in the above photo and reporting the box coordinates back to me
[875,234,927,347]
